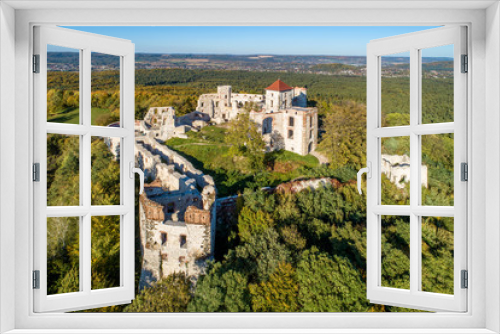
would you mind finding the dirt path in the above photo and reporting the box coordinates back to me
[311,150,329,165]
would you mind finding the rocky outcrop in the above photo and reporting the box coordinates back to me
[275,177,342,194]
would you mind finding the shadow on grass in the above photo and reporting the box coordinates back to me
[165,144,254,197]
[47,107,79,124]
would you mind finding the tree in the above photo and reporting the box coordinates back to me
[124,273,191,312]
[227,228,290,282]
[46,216,80,295]
[47,134,80,206]
[274,193,300,223]
[380,216,411,290]
[240,188,276,213]
[249,262,298,312]
[91,138,121,206]
[421,217,454,294]
[296,249,369,312]
[225,110,266,171]
[91,215,120,290]
[237,207,274,243]
[331,222,366,274]
[296,186,345,223]
[318,101,366,170]
[280,225,306,251]
[188,262,251,312]
[243,101,261,113]
[47,89,64,117]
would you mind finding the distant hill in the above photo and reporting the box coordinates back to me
[46,52,453,75]
[389,61,453,71]
[311,63,359,72]
[422,61,454,71]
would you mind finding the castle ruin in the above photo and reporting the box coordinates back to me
[381,154,428,189]
[138,79,318,156]
[135,133,216,289]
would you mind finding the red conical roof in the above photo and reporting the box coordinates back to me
[266,79,293,92]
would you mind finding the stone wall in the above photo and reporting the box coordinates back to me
[136,135,215,189]
[185,206,211,225]
[381,154,428,189]
[248,106,317,156]
[138,200,163,290]
[197,90,265,122]
[292,87,308,107]
[152,219,210,278]
[138,107,192,141]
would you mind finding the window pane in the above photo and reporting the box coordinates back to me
[381,51,410,127]
[91,52,120,126]
[381,215,410,290]
[91,136,121,206]
[91,215,120,290]
[381,136,410,205]
[421,45,454,124]
[47,217,80,295]
[421,216,454,294]
[47,134,80,206]
[421,134,454,206]
[47,45,80,124]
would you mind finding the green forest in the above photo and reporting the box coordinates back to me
[46,66,455,313]
[47,135,122,295]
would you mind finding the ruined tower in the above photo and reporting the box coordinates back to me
[217,85,232,107]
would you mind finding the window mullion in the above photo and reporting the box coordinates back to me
[409,47,421,294]
[82,48,91,209]
[82,48,92,294]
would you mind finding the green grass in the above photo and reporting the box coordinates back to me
[269,150,319,169]
[48,107,112,125]
[165,126,328,196]
[165,137,202,146]
[169,143,229,172]
[186,126,227,144]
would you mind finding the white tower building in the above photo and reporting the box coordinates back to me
[265,79,293,113]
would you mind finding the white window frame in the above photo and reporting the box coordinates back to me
[365,26,467,312]
[1,2,499,333]
[32,26,136,313]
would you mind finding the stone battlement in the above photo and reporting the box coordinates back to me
[140,194,165,221]
[185,206,211,226]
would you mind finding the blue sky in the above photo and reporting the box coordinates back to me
[54,26,453,57]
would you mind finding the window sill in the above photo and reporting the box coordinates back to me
[3,329,497,334]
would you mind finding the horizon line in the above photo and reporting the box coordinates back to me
[47,51,453,58]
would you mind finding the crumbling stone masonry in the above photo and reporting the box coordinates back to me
[381,154,428,189]
[136,134,216,290]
